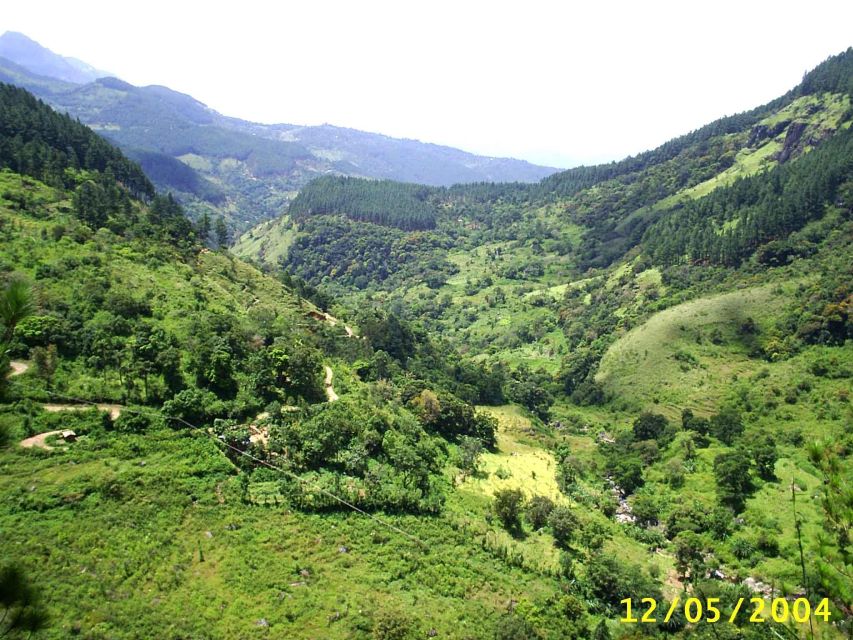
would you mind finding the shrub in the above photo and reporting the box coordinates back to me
[494,614,542,640]
[632,412,669,442]
[714,450,754,512]
[114,410,159,433]
[731,537,755,560]
[372,609,414,640]
[525,495,555,530]
[709,407,744,445]
[161,388,221,427]
[493,489,525,532]
[548,506,580,548]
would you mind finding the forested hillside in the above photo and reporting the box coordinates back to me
[0,31,558,234]
[0,85,592,639]
[288,176,438,231]
[1,35,852,640]
[234,48,853,638]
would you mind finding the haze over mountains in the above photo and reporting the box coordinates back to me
[0,31,559,231]
[0,31,110,84]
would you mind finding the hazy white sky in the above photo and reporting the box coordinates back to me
[2,0,852,167]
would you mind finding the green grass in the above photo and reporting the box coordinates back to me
[232,215,298,265]
[461,406,566,503]
[596,284,790,418]
[0,419,567,639]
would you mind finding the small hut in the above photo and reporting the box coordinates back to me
[61,430,77,442]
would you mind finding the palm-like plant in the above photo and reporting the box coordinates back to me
[0,277,34,345]
[0,563,49,637]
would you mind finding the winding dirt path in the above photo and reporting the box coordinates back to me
[324,366,339,402]
[319,312,355,338]
[19,404,123,449]
[19,430,62,450]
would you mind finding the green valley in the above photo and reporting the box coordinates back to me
[0,28,851,640]
[231,47,853,639]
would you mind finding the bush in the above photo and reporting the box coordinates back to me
[756,532,780,557]
[525,495,555,530]
[585,554,660,609]
[632,412,669,442]
[114,409,162,433]
[161,388,221,427]
[494,614,542,640]
[493,489,525,532]
[548,506,580,548]
[372,609,415,640]
[630,490,661,527]
[610,455,644,494]
[714,450,754,512]
[731,537,755,560]
[709,407,744,445]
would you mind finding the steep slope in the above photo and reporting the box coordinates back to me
[0,33,559,234]
[2,85,608,639]
[0,31,110,84]
[234,49,853,632]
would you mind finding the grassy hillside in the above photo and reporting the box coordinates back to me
[596,284,790,416]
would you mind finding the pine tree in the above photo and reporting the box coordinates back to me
[198,212,211,243]
[215,216,229,248]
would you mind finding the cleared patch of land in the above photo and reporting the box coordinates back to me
[42,403,123,420]
[9,360,30,376]
[461,405,564,502]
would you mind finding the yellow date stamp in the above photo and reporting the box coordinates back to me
[620,597,832,624]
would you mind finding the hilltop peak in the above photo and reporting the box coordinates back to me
[0,30,111,84]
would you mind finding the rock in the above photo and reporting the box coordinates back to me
[300,569,311,578]
[338,546,349,554]
[777,121,808,163]
[256,618,268,628]
[747,124,770,147]
[205,531,213,538]
[742,577,774,597]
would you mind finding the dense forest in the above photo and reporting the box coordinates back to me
[0,83,153,199]
[645,127,853,266]
[288,176,439,230]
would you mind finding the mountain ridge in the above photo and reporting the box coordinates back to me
[0,31,111,84]
[0,32,560,232]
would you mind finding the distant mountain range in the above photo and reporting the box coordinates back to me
[0,31,559,231]
[0,31,111,84]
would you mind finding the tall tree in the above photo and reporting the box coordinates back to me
[215,216,229,248]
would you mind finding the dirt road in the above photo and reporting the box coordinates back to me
[324,366,339,402]
[19,430,62,450]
